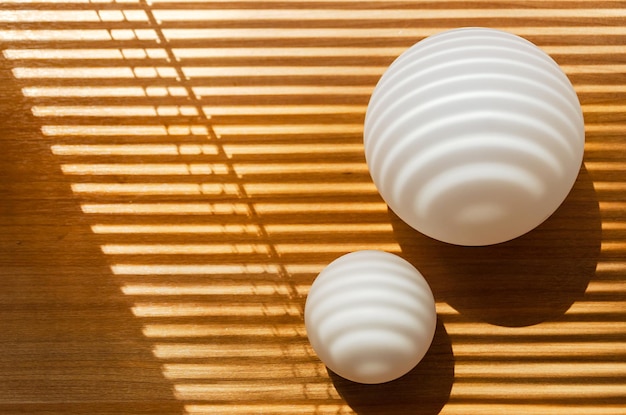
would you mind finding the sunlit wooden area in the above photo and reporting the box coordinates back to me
[0,1,625,414]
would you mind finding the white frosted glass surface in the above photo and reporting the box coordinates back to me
[304,250,437,384]
[364,28,585,246]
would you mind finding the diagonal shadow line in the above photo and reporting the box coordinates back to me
[135,0,301,302]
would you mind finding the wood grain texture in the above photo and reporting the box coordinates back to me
[0,1,624,414]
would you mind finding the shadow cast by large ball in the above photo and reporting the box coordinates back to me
[391,165,601,327]
[329,318,453,415]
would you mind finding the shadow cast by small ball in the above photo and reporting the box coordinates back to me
[391,165,602,327]
[329,318,454,415]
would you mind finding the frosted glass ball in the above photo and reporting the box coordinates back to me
[364,28,585,246]
[304,250,437,384]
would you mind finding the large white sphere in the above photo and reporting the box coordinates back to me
[364,28,585,246]
[304,250,437,384]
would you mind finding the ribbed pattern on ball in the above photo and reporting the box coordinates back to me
[364,28,585,246]
[304,250,436,384]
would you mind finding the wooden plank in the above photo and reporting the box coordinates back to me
[0,1,625,414]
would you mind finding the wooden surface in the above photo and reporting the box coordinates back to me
[0,1,625,414]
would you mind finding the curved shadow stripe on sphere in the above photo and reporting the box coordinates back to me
[391,165,601,327]
[329,318,454,415]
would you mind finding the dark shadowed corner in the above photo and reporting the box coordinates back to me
[0,50,184,414]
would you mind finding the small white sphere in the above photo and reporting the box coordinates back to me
[364,28,585,246]
[304,250,437,384]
